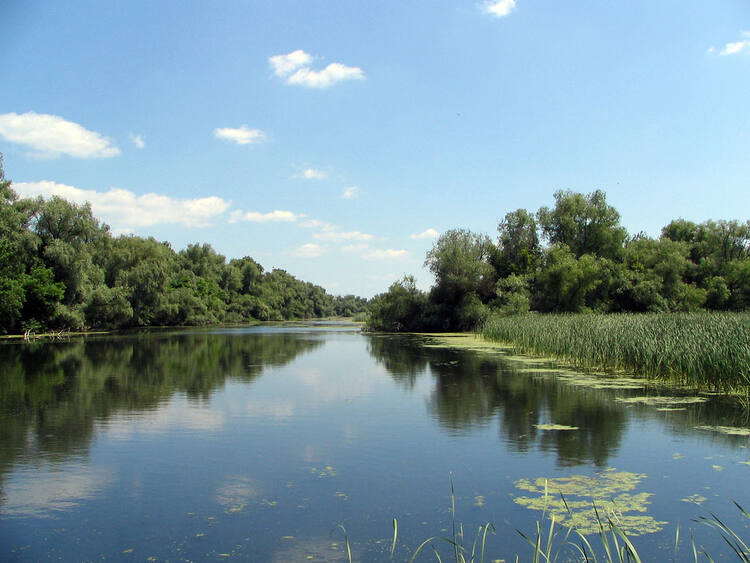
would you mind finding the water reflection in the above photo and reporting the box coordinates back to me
[0,330,323,507]
[367,333,750,467]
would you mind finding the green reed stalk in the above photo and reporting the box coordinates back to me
[482,312,750,394]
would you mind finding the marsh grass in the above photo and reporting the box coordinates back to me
[482,312,750,395]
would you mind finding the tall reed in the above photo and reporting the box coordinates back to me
[481,312,750,394]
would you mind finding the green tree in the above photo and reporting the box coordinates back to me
[425,228,496,304]
[537,190,627,260]
[533,245,603,312]
[495,208,541,277]
[367,276,434,332]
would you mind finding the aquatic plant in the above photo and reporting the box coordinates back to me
[482,312,750,395]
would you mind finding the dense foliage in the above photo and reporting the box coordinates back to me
[367,189,750,331]
[0,159,367,334]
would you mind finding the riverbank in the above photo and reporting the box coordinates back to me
[481,312,750,396]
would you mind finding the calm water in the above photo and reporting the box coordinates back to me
[1,323,749,561]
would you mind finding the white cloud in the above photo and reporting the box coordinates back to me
[411,228,439,240]
[291,243,326,258]
[269,49,313,77]
[229,209,303,223]
[287,63,365,88]
[483,0,516,17]
[129,133,145,149]
[362,249,409,260]
[295,168,327,180]
[0,111,120,159]
[14,181,229,228]
[720,40,750,56]
[709,32,750,56]
[342,244,369,253]
[299,218,333,230]
[269,50,365,88]
[314,230,373,242]
[214,125,267,145]
[341,185,360,199]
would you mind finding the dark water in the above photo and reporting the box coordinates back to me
[1,323,749,561]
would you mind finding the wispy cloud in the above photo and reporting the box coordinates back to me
[214,125,267,145]
[269,49,365,89]
[411,228,439,240]
[482,0,516,18]
[299,218,334,230]
[294,168,327,180]
[341,186,360,199]
[129,133,145,149]
[314,230,373,242]
[709,32,750,56]
[14,181,229,228]
[290,243,326,258]
[342,244,369,253]
[362,249,409,260]
[229,209,303,223]
[0,111,120,159]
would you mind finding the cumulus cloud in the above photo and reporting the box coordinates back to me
[362,249,409,260]
[482,0,516,17]
[411,228,439,240]
[269,50,365,88]
[291,243,326,258]
[341,186,360,199]
[214,125,267,145]
[14,181,229,228]
[313,230,373,242]
[228,209,303,223]
[295,168,327,180]
[269,49,313,76]
[0,111,120,158]
[129,133,145,149]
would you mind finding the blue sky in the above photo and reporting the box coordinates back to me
[1,1,749,297]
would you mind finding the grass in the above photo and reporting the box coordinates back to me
[331,491,750,562]
[481,312,750,396]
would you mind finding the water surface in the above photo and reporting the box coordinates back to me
[1,324,749,560]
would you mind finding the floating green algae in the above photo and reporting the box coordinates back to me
[616,396,708,406]
[513,469,667,536]
[534,424,579,431]
[682,494,708,505]
[695,425,750,436]
[215,476,258,514]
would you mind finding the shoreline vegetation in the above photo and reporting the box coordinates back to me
[362,188,749,398]
[0,156,368,335]
[482,312,750,396]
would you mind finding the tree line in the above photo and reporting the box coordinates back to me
[367,189,750,331]
[0,158,367,334]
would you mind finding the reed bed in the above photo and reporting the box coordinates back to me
[481,312,750,394]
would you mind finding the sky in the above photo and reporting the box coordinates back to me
[1,1,749,298]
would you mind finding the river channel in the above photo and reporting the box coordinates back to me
[1,322,749,560]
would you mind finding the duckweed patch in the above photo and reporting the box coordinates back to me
[513,470,667,536]
[310,465,337,478]
[616,396,709,406]
[534,424,579,431]
[695,425,750,436]
[682,494,708,505]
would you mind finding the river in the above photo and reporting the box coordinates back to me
[1,322,748,560]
